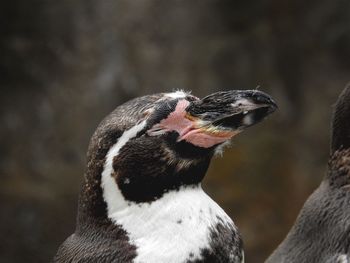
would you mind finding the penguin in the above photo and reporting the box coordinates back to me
[54,89,277,263]
[266,85,350,263]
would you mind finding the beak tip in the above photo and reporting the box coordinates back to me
[250,91,278,111]
[270,101,278,111]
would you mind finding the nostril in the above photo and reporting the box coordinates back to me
[255,94,269,103]
[252,93,277,108]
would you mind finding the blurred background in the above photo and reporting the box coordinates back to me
[1,0,350,262]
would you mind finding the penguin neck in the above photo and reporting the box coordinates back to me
[327,148,350,188]
[100,157,211,217]
[76,150,211,232]
[328,85,350,187]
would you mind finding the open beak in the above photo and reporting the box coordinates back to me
[182,90,277,143]
[147,89,277,148]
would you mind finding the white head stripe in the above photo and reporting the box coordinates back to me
[101,120,147,213]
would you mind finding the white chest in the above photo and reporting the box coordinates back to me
[108,186,236,263]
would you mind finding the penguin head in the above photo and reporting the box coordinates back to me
[146,90,277,154]
[86,90,277,206]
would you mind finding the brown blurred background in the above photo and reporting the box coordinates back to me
[1,0,350,262]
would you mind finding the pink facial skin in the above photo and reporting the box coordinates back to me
[148,99,237,148]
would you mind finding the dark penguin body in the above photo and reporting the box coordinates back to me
[54,90,277,263]
[267,85,350,263]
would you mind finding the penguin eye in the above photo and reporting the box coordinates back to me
[141,108,155,119]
